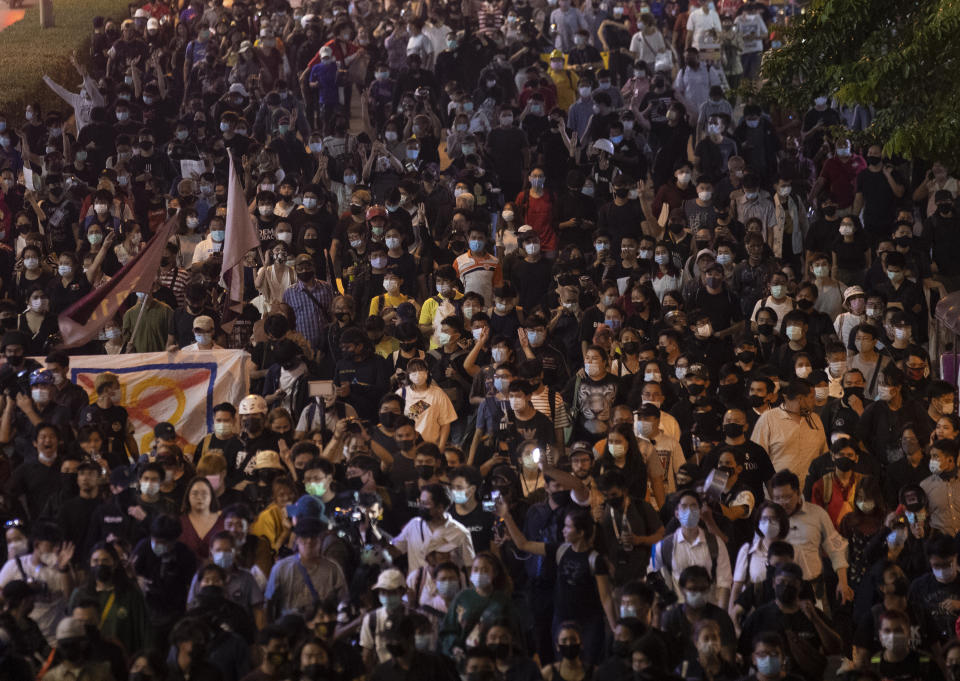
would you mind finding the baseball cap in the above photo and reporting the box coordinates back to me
[154,422,176,441]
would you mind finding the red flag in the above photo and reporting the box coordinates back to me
[57,216,178,348]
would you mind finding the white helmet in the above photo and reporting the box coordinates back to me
[592,138,615,155]
[238,394,268,415]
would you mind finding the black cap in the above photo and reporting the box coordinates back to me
[293,517,325,536]
[1,331,28,350]
[154,422,176,440]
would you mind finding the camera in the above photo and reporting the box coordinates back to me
[481,489,500,514]
[0,359,40,397]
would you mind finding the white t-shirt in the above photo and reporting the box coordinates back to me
[735,13,768,53]
[686,8,722,50]
[397,383,457,445]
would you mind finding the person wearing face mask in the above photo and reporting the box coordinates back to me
[866,609,941,681]
[595,469,664,587]
[738,561,842,678]
[808,438,868,530]
[128,513,197,645]
[772,311,824,380]
[395,357,457,450]
[653,161,698,219]
[41,616,110,681]
[359,568,414,667]
[448,467,495,553]
[919,438,960,537]
[484,105,531,199]
[906,534,960,648]
[373,612,459,681]
[0,522,74,643]
[857,365,929,466]
[649,489,733,607]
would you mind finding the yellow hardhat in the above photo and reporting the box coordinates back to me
[549,49,564,60]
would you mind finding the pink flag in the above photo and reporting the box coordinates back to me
[222,151,261,305]
[58,216,178,348]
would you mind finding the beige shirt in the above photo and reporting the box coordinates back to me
[920,473,960,536]
[750,406,827,491]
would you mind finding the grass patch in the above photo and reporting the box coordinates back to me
[0,0,129,125]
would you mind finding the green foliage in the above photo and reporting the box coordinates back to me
[0,0,128,126]
[759,0,960,164]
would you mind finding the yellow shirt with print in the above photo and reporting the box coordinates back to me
[419,291,465,349]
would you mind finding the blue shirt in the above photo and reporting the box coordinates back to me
[308,61,339,106]
[281,279,335,350]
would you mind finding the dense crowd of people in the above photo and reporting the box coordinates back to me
[1,0,960,680]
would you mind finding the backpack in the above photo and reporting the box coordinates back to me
[657,530,720,580]
[556,542,600,575]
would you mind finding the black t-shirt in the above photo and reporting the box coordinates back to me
[856,167,905,234]
[77,403,130,466]
[804,217,841,255]
[908,573,960,645]
[508,409,556,451]
[689,286,743,334]
[597,200,646,254]
[699,441,774,506]
[738,601,824,672]
[547,541,609,620]
[511,257,554,312]
[450,503,495,552]
[869,650,945,681]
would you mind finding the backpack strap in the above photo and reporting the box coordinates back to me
[704,532,719,580]
[556,542,599,575]
[548,387,556,424]
[659,533,674,573]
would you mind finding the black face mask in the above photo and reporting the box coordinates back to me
[866,155,882,166]
[558,643,581,660]
[722,423,744,438]
[718,384,741,402]
[822,205,837,217]
[551,491,569,506]
[736,350,755,364]
[686,383,705,396]
[895,236,911,248]
[717,465,735,476]
[198,584,224,600]
[93,564,114,582]
[774,582,798,605]
[796,298,813,310]
[621,341,639,354]
[335,312,352,322]
[668,222,685,234]
[844,386,865,401]
[302,663,328,680]
[416,465,435,480]
[6,353,24,367]
[350,204,364,216]
[489,642,511,659]
[396,439,416,452]
[694,239,709,251]
[614,187,629,199]
[748,394,766,409]
[834,457,855,472]
[297,269,315,282]
[344,475,364,491]
[58,638,88,662]
[379,412,397,428]
[757,323,775,336]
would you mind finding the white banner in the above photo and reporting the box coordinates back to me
[66,350,251,455]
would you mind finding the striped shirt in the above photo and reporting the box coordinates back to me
[282,279,335,350]
[453,251,502,306]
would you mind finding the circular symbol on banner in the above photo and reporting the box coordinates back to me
[129,377,187,452]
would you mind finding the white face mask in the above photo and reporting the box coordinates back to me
[509,396,527,411]
[409,371,427,386]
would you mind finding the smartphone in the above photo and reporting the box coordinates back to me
[531,448,541,464]
[309,380,335,398]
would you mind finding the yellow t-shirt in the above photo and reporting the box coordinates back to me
[370,291,412,316]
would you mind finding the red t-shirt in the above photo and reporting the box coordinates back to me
[517,190,557,253]
[819,155,866,208]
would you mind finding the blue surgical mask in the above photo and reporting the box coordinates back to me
[379,593,403,610]
[469,239,484,252]
[212,550,234,569]
[610,135,623,144]
[494,377,508,393]
[755,655,781,676]
[678,506,700,528]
